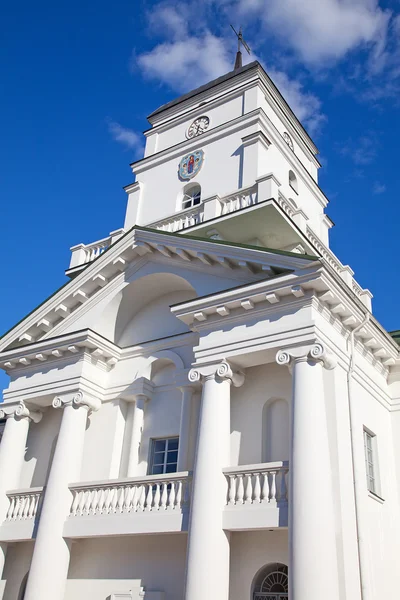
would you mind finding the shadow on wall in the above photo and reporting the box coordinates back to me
[93,272,197,347]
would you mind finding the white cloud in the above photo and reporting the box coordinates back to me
[238,0,391,67]
[373,181,386,194]
[137,33,234,92]
[267,69,325,135]
[107,120,143,155]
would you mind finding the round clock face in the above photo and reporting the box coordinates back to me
[186,116,210,139]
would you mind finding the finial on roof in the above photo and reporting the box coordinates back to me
[230,24,251,70]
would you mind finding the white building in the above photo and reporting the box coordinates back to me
[0,59,400,600]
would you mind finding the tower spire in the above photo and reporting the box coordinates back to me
[230,25,251,70]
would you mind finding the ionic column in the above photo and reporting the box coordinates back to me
[0,401,42,578]
[24,391,100,600]
[184,362,244,600]
[126,378,153,477]
[276,343,339,600]
[177,385,195,473]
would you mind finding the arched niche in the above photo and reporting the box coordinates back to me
[262,398,290,463]
[113,273,196,347]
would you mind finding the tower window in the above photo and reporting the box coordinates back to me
[289,170,298,194]
[182,183,201,210]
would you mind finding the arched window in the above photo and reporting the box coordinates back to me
[253,563,288,600]
[182,183,201,210]
[289,170,298,194]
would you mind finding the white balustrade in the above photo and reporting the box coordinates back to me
[69,472,191,517]
[223,462,289,506]
[153,207,204,233]
[68,228,126,270]
[220,186,258,215]
[5,487,43,521]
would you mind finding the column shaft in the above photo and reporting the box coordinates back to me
[24,403,89,600]
[177,388,193,472]
[126,396,145,477]
[184,375,231,600]
[289,358,339,600]
[0,415,30,579]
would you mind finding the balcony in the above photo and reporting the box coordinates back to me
[223,462,289,530]
[0,487,43,541]
[63,472,192,538]
[0,464,290,543]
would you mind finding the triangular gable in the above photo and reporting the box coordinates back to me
[0,226,317,353]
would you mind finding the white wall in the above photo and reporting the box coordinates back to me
[1,542,33,600]
[229,530,288,600]
[66,534,187,600]
[231,363,291,466]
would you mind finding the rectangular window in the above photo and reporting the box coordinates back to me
[364,428,379,495]
[0,419,5,444]
[149,437,179,476]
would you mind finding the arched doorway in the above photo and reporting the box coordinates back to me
[253,563,288,600]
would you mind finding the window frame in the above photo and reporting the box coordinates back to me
[181,184,201,211]
[148,436,179,476]
[363,427,381,497]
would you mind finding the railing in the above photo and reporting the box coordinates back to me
[68,228,126,270]
[69,472,191,517]
[153,206,204,233]
[220,185,258,215]
[5,487,43,521]
[223,462,289,506]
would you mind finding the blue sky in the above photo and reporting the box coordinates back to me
[1,0,400,394]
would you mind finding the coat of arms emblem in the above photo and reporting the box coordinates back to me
[179,150,204,180]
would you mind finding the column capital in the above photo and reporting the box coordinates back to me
[52,391,101,413]
[188,361,245,387]
[0,400,42,423]
[175,369,198,391]
[276,342,336,370]
[123,377,154,403]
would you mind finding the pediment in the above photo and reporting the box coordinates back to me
[0,226,316,355]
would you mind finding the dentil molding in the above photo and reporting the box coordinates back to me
[188,360,245,387]
[276,342,337,371]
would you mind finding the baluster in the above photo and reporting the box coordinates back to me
[123,486,133,513]
[90,489,100,515]
[261,472,269,503]
[71,490,80,516]
[228,475,236,505]
[110,487,119,513]
[15,496,23,519]
[168,481,176,510]
[253,473,261,503]
[145,484,153,512]
[131,485,140,512]
[28,494,36,518]
[83,490,92,516]
[104,487,113,514]
[175,480,182,510]
[160,482,168,510]
[236,474,244,504]
[22,496,29,519]
[6,496,15,520]
[137,485,146,511]
[76,490,86,516]
[153,483,161,510]
[280,468,288,502]
[34,493,41,517]
[117,487,125,513]
[96,488,105,515]
[244,474,253,504]
[270,471,277,502]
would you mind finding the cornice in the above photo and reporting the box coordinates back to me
[171,263,399,375]
[0,227,314,354]
[0,329,121,375]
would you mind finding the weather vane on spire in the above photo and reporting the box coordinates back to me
[230,25,251,70]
